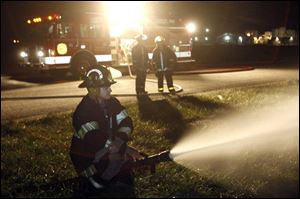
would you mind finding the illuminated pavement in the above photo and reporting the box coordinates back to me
[1,65,298,121]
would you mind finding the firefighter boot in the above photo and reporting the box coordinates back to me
[169,87,176,95]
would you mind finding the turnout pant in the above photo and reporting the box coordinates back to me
[156,70,174,91]
[135,70,147,93]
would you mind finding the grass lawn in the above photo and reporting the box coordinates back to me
[1,80,298,198]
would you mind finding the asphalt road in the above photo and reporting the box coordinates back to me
[1,65,299,122]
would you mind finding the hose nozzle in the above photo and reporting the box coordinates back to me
[147,150,172,163]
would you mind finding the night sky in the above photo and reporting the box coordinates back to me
[167,1,299,32]
[1,1,299,43]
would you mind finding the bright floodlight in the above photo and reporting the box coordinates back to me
[20,51,28,58]
[186,23,196,33]
[224,35,231,41]
[104,1,145,37]
[37,51,44,57]
[238,36,243,43]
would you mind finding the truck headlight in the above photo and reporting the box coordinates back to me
[37,50,44,57]
[48,49,55,56]
[20,51,28,58]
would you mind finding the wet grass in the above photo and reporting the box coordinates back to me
[1,80,298,198]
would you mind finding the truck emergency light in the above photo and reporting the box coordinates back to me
[26,14,61,24]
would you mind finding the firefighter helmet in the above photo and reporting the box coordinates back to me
[154,36,165,44]
[78,65,116,88]
[135,34,148,41]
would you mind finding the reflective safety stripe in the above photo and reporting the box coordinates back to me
[160,52,164,70]
[88,177,104,189]
[158,88,164,91]
[44,54,112,65]
[104,139,113,148]
[116,110,128,126]
[80,164,97,178]
[157,67,168,72]
[117,126,132,135]
[168,87,175,91]
[148,51,192,59]
[74,121,99,139]
[175,51,191,58]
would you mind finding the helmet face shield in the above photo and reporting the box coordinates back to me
[106,71,114,82]
[78,66,116,88]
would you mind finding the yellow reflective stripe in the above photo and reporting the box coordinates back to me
[168,87,175,90]
[80,164,97,178]
[116,110,128,126]
[117,126,132,135]
[75,121,99,139]
[158,88,163,91]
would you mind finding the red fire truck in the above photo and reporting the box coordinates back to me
[18,11,193,78]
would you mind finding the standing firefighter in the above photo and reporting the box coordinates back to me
[70,65,142,197]
[152,36,177,94]
[132,34,150,95]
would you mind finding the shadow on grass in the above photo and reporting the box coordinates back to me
[137,95,233,143]
[136,94,231,143]
[137,95,186,143]
[175,95,231,111]
[175,95,234,120]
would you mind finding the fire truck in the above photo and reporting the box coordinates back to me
[18,11,193,78]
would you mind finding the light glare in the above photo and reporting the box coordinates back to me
[105,1,145,37]
[20,51,28,58]
[37,51,44,57]
[186,23,196,33]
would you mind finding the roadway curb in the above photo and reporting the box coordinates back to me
[174,66,255,75]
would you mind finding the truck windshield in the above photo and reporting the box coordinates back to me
[52,22,104,39]
[56,23,75,39]
[23,23,52,44]
[79,24,102,38]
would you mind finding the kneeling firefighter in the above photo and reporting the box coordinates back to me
[69,65,143,196]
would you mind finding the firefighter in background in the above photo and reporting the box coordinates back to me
[132,34,150,95]
[152,36,177,94]
[70,65,142,197]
